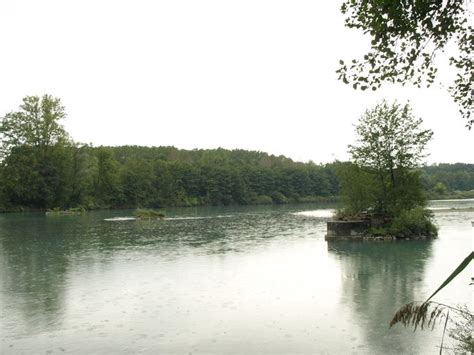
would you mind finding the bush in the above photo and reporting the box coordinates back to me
[369,226,390,236]
[134,209,165,219]
[69,206,86,213]
[252,195,273,205]
[270,191,288,204]
[336,162,378,216]
[334,206,369,220]
[449,305,474,353]
[389,207,438,238]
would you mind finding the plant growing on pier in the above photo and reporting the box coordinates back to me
[346,101,433,215]
[336,162,377,217]
[134,208,165,219]
[338,100,436,237]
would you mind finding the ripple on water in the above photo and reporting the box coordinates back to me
[1,203,470,354]
[293,209,335,218]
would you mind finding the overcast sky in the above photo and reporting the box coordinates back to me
[0,1,472,164]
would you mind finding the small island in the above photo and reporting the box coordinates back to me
[133,208,166,220]
[326,102,438,242]
[326,209,438,241]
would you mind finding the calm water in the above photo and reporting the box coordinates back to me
[1,201,472,354]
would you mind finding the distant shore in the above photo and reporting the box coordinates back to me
[2,196,474,214]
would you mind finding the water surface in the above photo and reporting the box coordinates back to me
[1,201,472,354]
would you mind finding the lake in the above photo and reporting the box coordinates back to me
[1,200,473,354]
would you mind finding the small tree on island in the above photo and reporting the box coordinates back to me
[338,100,437,237]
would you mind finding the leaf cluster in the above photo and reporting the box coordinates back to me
[0,95,69,160]
[389,207,437,237]
[348,100,433,171]
[338,0,473,127]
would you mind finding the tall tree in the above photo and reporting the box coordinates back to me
[347,100,433,215]
[0,95,71,208]
[337,0,473,127]
[93,147,122,207]
[1,95,69,159]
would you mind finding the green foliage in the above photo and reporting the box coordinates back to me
[1,95,473,212]
[134,209,165,219]
[433,181,448,196]
[336,162,378,216]
[252,195,273,205]
[93,147,122,208]
[349,101,433,172]
[1,133,472,212]
[389,207,437,238]
[1,95,69,158]
[389,170,427,216]
[367,226,389,237]
[0,96,73,209]
[420,163,474,198]
[68,206,86,213]
[270,191,288,204]
[0,94,340,210]
[449,305,474,353]
[345,101,432,217]
[338,1,473,127]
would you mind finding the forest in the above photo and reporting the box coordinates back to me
[0,144,339,210]
[1,143,473,212]
[0,95,473,212]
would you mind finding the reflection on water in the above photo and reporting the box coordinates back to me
[1,214,77,333]
[428,198,474,209]
[0,202,472,354]
[328,241,436,354]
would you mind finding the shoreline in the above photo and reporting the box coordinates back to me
[1,197,474,214]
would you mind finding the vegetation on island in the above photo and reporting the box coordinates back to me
[337,101,437,238]
[134,209,165,219]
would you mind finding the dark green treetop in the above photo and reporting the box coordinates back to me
[0,95,69,159]
[349,100,433,172]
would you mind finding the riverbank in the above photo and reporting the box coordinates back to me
[4,195,474,214]
[426,190,474,200]
[326,205,446,241]
[0,195,340,213]
[429,207,474,212]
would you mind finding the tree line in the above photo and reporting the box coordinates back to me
[0,144,341,211]
[0,96,472,212]
[421,163,474,197]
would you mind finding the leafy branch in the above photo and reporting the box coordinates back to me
[338,0,473,128]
